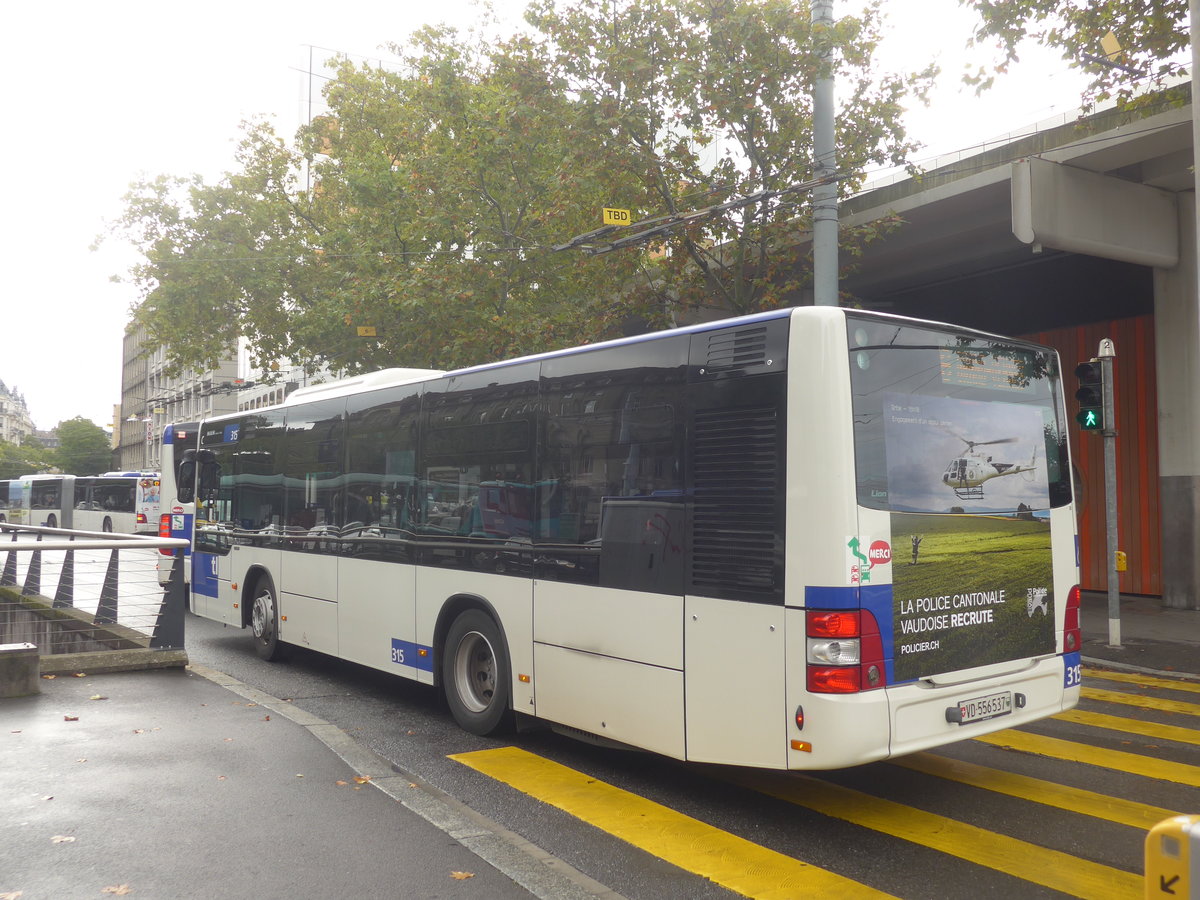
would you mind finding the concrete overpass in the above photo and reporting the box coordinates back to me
[836,91,1199,608]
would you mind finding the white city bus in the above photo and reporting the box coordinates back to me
[7,474,76,528]
[72,473,162,534]
[162,307,1082,769]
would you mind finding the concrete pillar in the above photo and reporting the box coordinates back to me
[1154,190,1200,609]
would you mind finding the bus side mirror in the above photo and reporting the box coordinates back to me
[177,450,197,504]
[197,450,220,498]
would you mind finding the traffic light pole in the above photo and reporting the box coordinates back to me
[1098,340,1120,647]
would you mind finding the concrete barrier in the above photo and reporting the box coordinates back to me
[0,642,39,698]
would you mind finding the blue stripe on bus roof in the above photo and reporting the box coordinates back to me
[442,307,798,377]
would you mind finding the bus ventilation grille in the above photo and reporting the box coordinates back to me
[703,326,770,376]
[690,406,780,601]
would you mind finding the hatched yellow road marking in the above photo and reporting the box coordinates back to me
[720,768,1140,899]
[1082,685,1200,717]
[975,729,1200,786]
[895,751,1179,829]
[1084,667,1200,695]
[1057,707,1200,747]
[450,746,893,900]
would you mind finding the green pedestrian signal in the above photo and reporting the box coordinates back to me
[1074,360,1105,431]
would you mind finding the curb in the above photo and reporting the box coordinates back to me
[186,663,624,900]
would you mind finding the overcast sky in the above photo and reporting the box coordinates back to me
[2,0,1093,432]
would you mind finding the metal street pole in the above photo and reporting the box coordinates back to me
[811,0,838,306]
[1098,339,1120,646]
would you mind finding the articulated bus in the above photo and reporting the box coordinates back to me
[159,307,1081,769]
[1,473,161,533]
[5,474,75,528]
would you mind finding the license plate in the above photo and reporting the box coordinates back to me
[955,691,1013,725]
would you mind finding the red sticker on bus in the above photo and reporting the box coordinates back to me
[868,540,892,567]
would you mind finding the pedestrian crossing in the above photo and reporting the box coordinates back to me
[451,665,1200,899]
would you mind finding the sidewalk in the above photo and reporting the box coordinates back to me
[0,666,605,900]
[1081,590,1200,676]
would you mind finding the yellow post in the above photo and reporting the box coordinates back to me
[1145,814,1200,898]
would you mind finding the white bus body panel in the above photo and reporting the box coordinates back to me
[684,594,786,768]
[281,550,339,608]
[338,557,418,676]
[534,643,685,760]
[533,581,682,670]
[279,592,339,656]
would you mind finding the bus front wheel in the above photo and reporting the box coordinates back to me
[250,578,286,662]
[47,514,57,529]
[443,609,511,736]
[102,518,113,533]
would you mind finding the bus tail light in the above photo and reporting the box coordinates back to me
[807,609,886,694]
[158,514,174,556]
[137,513,147,524]
[1064,584,1081,652]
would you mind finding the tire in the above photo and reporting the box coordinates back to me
[249,577,287,662]
[442,609,511,736]
[47,514,57,529]
[102,518,113,533]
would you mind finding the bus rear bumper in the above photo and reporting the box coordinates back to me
[887,654,1080,760]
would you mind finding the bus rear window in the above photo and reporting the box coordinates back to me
[847,317,1070,513]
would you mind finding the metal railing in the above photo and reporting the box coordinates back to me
[0,524,190,661]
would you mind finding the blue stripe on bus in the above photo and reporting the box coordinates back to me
[193,552,220,599]
[390,639,435,672]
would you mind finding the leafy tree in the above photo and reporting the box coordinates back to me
[54,418,113,476]
[960,0,1188,107]
[527,0,934,321]
[112,0,934,375]
[0,439,51,479]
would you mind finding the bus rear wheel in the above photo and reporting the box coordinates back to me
[250,578,286,662]
[47,514,57,529]
[102,518,113,533]
[443,609,511,736]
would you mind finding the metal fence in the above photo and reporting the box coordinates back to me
[0,524,191,665]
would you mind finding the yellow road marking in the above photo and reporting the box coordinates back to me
[1084,667,1200,695]
[895,751,1179,829]
[721,768,1140,899]
[1057,707,1200,747]
[450,747,893,900]
[975,729,1200,786]
[1082,685,1200,717]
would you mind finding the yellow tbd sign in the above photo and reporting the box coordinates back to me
[603,208,631,226]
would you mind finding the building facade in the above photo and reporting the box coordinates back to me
[114,322,239,472]
[0,380,36,446]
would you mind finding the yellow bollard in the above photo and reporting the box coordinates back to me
[1146,814,1200,899]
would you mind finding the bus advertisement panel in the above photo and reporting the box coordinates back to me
[165,309,1081,770]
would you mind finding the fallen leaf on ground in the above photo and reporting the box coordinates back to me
[63,716,78,722]
[353,775,371,784]
[41,674,56,680]
[51,835,75,844]
[132,729,145,734]
[224,738,233,742]
[335,780,348,786]
[101,885,132,895]
[89,695,108,701]
[217,776,227,781]
[450,871,475,880]
[263,715,270,721]
[76,758,87,763]
[0,889,24,899]
[72,673,86,678]
[295,774,304,778]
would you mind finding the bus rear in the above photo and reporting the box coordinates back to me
[155,423,199,589]
[785,310,1079,769]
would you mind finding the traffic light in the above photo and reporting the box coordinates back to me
[1074,360,1104,430]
